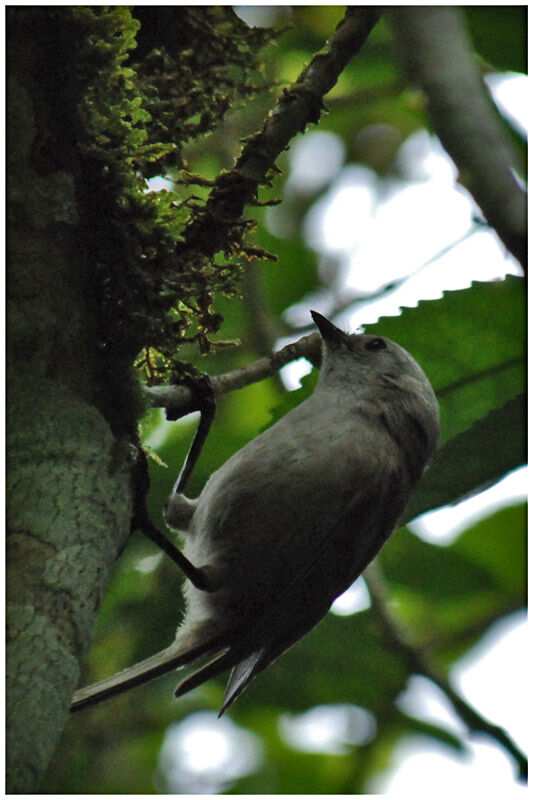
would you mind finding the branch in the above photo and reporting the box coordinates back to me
[364,562,528,782]
[387,7,526,270]
[177,7,380,260]
[146,310,522,421]
[145,312,522,416]
[144,333,322,413]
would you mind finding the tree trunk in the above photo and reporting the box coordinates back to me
[7,11,135,791]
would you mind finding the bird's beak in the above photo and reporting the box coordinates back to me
[310,310,346,346]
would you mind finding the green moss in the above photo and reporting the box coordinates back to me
[68,7,274,381]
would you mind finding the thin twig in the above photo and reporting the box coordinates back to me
[144,333,322,413]
[144,330,523,418]
[364,562,527,781]
[177,8,381,260]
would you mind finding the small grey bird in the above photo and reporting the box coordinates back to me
[71,311,440,714]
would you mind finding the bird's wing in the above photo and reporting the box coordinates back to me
[269,475,406,623]
[209,477,410,714]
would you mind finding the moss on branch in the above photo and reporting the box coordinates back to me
[23,8,378,387]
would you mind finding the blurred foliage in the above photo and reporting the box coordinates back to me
[463,6,527,74]
[41,5,525,794]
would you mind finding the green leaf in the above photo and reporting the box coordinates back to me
[381,527,499,601]
[464,7,527,74]
[262,369,318,430]
[365,276,525,446]
[257,226,322,316]
[380,503,526,657]
[405,394,525,520]
[453,502,526,598]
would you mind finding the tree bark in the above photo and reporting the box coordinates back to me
[6,12,135,791]
[6,383,133,792]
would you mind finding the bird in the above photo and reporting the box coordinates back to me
[71,310,440,715]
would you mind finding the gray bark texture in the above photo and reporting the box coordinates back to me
[7,13,135,792]
[6,382,132,792]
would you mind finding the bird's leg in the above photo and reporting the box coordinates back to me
[168,373,216,495]
[135,374,216,591]
[136,505,209,590]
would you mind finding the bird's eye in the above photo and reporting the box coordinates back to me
[365,338,387,351]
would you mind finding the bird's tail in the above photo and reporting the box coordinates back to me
[173,645,269,716]
[70,635,227,712]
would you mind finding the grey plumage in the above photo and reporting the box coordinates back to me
[71,311,440,714]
